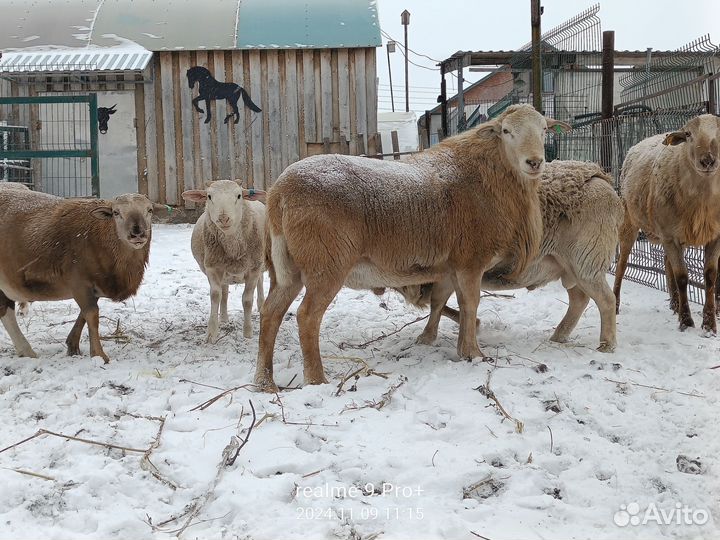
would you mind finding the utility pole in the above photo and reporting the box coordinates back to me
[386,41,396,112]
[401,10,411,113]
[530,0,543,112]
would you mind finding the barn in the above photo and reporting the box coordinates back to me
[0,0,381,206]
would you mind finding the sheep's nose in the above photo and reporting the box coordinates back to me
[700,153,716,169]
[526,158,543,171]
[217,215,231,227]
[130,225,145,239]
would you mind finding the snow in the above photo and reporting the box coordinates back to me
[0,224,718,540]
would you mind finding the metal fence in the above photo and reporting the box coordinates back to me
[0,95,99,197]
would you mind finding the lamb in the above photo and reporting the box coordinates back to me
[613,114,720,333]
[0,187,165,361]
[394,160,623,352]
[254,104,570,391]
[181,181,267,343]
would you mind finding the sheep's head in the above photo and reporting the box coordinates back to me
[90,193,162,250]
[182,180,266,234]
[663,114,720,176]
[478,104,571,178]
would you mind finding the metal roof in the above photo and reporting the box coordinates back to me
[0,0,381,52]
[0,48,153,73]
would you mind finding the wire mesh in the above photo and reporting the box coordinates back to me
[0,97,95,196]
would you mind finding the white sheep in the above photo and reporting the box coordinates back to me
[0,185,165,361]
[614,114,720,333]
[254,104,570,391]
[182,181,266,343]
[396,160,623,352]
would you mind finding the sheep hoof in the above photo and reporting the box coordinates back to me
[243,327,253,339]
[679,318,695,331]
[66,345,82,357]
[19,348,38,359]
[415,332,437,345]
[549,331,569,344]
[457,344,483,359]
[254,379,279,393]
[220,314,229,324]
[700,322,716,337]
[206,329,219,344]
[304,374,329,386]
[597,342,616,353]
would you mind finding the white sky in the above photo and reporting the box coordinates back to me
[376,0,720,114]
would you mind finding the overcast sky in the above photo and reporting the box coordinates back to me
[376,0,720,114]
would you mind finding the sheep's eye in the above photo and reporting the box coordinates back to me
[237,194,242,200]
[207,194,212,201]
[148,208,153,214]
[112,210,120,216]
[503,128,510,134]
[685,131,691,138]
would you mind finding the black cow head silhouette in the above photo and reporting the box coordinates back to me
[97,105,117,134]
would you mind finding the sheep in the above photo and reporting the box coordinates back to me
[254,104,570,391]
[394,160,623,352]
[181,181,267,343]
[613,114,720,333]
[0,188,165,362]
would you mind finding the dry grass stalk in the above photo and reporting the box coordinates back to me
[603,377,705,398]
[474,365,524,433]
[338,315,429,350]
[341,376,407,414]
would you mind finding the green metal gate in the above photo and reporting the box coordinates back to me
[0,94,100,197]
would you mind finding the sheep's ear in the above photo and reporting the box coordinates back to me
[663,131,688,146]
[242,188,266,202]
[91,206,114,220]
[546,118,572,133]
[476,119,501,137]
[182,190,208,202]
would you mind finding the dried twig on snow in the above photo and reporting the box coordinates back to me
[474,364,524,433]
[341,376,407,414]
[603,377,704,398]
[338,315,428,350]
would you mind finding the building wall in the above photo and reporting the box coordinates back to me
[139,48,379,206]
[0,47,380,206]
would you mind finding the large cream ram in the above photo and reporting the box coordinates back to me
[0,186,165,362]
[614,114,720,333]
[395,160,623,352]
[254,104,570,391]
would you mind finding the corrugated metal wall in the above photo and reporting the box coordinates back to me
[0,46,380,206]
[138,48,379,206]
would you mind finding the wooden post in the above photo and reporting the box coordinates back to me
[391,130,400,160]
[457,63,465,132]
[440,65,448,138]
[530,0,542,112]
[600,30,615,174]
[709,76,717,115]
[424,110,431,148]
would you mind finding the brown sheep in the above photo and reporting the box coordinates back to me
[613,114,720,333]
[395,160,623,352]
[0,187,166,362]
[254,104,570,391]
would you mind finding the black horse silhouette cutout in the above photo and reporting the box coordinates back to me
[186,66,261,125]
[97,104,117,134]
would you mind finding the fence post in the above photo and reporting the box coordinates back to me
[600,30,615,174]
[88,93,100,197]
[709,76,717,116]
[440,65,448,138]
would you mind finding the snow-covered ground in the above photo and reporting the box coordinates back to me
[0,224,717,540]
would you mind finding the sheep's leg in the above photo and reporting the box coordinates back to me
[73,290,109,363]
[416,278,454,345]
[0,292,37,358]
[716,254,720,315]
[580,279,617,352]
[297,280,344,386]
[664,240,694,330]
[65,313,86,356]
[613,212,637,315]
[701,238,720,334]
[452,270,484,359]
[664,255,680,314]
[206,270,224,344]
[220,284,229,324]
[256,276,265,310]
[254,278,303,392]
[550,285,590,345]
[241,274,260,338]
